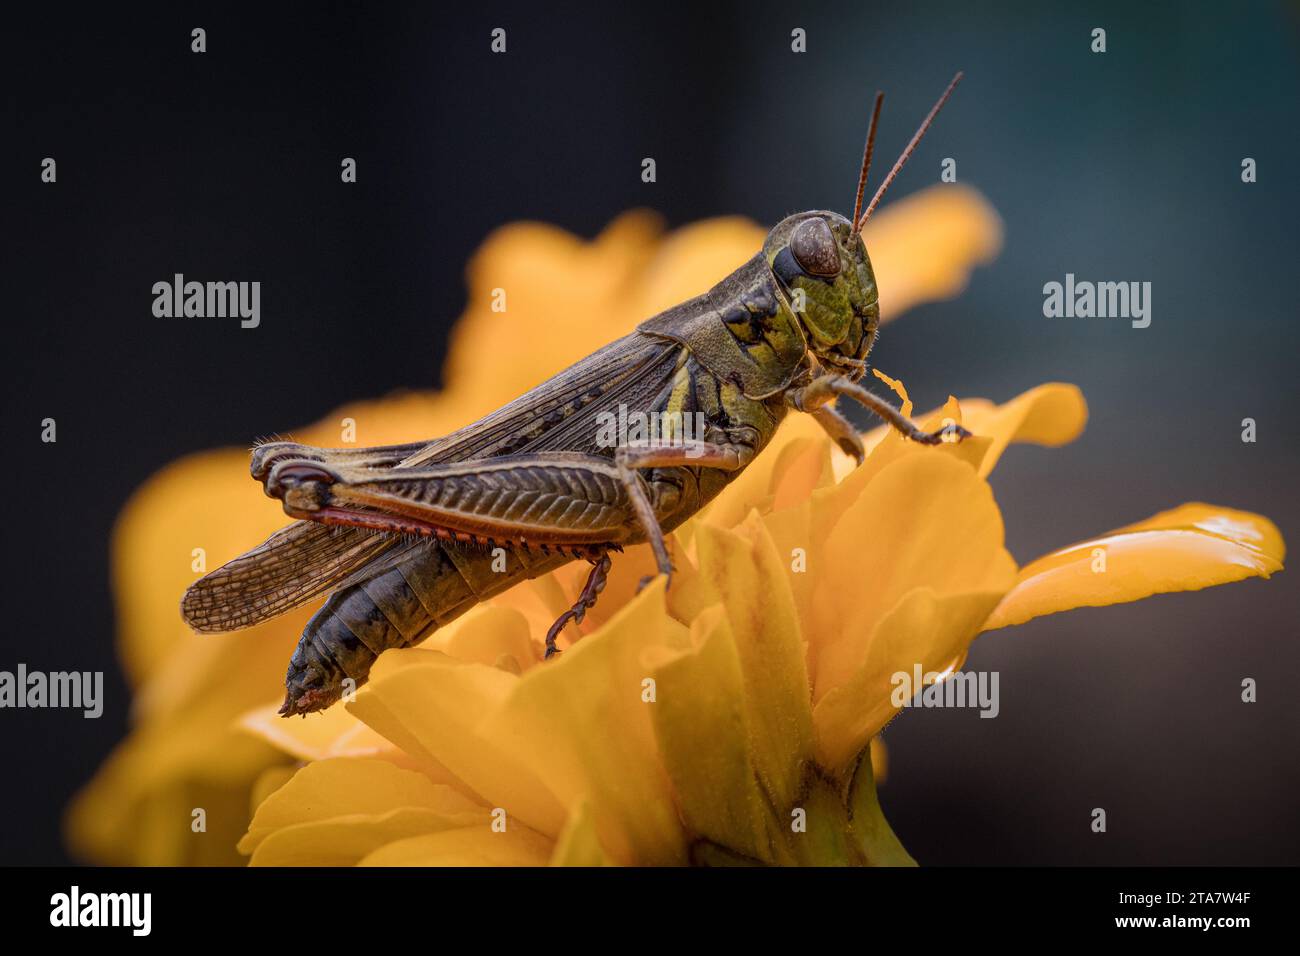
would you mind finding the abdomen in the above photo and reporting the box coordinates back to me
[282,541,569,714]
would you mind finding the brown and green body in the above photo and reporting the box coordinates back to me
[181,76,968,716]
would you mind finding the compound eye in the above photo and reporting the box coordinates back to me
[789,217,841,277]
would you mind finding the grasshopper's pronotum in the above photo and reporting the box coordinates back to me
[182,74,971,716]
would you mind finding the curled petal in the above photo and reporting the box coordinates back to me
[958,383,1088,478]
[844,383,1088,483]
[983,503,1285,631]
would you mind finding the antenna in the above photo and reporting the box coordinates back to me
[857,71,963,231]
[850,91,884,228]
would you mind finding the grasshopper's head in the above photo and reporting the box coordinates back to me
[765,73,964,382]
[763,211,879,380]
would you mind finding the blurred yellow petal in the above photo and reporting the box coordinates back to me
[984,504,1286,631]
[112,450,294,696]
[633,217,767,316]
[78,390,488,865]
[756,498,817,632]
[446,213,665,417]
[521,537,667,641]
[863,184,1002,322]
[114,395,460,705]
[65,717,284,866]
[359,825,554,866]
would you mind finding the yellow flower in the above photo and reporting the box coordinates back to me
[231,376,1282,866]
[65,185,1002,865]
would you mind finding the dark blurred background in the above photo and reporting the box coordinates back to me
[5,1,1297,865]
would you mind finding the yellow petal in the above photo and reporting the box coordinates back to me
[811,453,1018,698]
[252,809,485,867]
[869,736,888,785]
[984,503,1286,631]
[549,799,614,866]
[540,536,674,639]
[420,603,541,671]
[240,757,485,863]
[78,391,479,864]
[250,765,297,817]
[112,448,302,696]
[115,391,464,700]
[691,517,816,811]
[959,383,1088,478]
[814,586,1005,773]
[633,217,767,317]
[359,825,554,866]
[843,383,1087,484]
[863,184,1002,322]
[446,212,665,418]
[758,498,817,633]
[346,650,570,839]
[696,417,828,530]
[816,396,983,537]
[645,605,769,859]
[476,579,692,865]
[64,705,287,866]
[239,701,396,762]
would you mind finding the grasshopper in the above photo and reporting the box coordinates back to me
[182,74,970,716]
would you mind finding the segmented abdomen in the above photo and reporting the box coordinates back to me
[282,540,569,715]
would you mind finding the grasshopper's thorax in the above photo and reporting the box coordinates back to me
[763,210,880,381]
